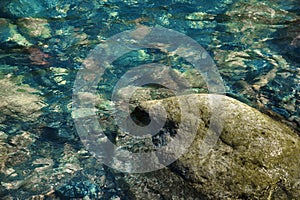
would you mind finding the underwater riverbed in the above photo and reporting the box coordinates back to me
[0,0,299,199]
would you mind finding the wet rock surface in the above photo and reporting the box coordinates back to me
[127,93,300,199]
[113,168,207,200]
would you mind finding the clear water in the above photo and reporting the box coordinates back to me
[0,0,299,199]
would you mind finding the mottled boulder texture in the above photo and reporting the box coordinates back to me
[116,93,300,200]
[0,78,45,122]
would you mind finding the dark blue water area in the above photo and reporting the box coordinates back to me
[275,0,300,14]
[270,27,300,65]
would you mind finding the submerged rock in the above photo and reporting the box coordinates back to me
[0,78,45,122]
[0,78,119,199]
[17,18,52,39]
[121,93,300,199]
[55,177,101,199]
[0,18,31,48]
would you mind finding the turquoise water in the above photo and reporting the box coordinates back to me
[0,0,299,199]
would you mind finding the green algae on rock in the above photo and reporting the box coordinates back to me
[133,94,300,199]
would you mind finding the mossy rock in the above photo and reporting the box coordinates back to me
[138,94,300,199]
